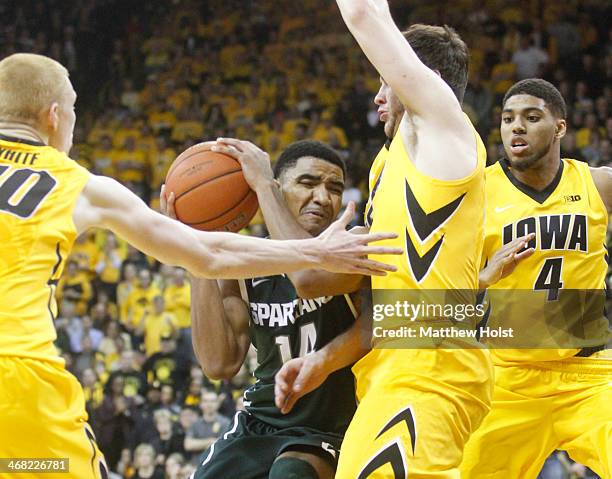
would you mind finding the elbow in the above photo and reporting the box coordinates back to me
[201,362,240,381]
[340,0,370,25]
[185,248,222,279]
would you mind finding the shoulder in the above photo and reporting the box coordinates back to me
[587,165,612,213]
[588,165,612,193]
[588,164,612,181]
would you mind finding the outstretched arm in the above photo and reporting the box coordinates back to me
[73,175,401,279]
[211,138,366,297]
[336,0,463,120]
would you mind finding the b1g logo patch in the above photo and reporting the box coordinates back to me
[564,194,581,203]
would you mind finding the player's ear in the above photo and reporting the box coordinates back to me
[554,118,567,140]
[45,102,60,132]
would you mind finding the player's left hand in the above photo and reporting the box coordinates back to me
[212,138,275,192]
[274,353,329,414]
[479,233,535,290]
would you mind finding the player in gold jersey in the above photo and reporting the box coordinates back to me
[460,80,611,477]
[277,1,493,477]
[0,53,401,479]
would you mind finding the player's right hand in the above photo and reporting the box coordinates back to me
[478,233,536,290]
[315,202,402,276]
[274,353,329,414]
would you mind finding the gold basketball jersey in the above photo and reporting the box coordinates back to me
[483,159,609,362]
[368,121,487,293]
[0,135,89,362]
[364,140,389,228]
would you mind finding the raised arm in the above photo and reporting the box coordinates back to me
[336,0,462,120]
[73,174,401,279]
[211,138,365,298]
[189,277,251,379]
[590,166,612,214]
[336,0,476,179]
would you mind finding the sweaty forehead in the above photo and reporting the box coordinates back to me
[503,94,548,112]
[283,156,344,181]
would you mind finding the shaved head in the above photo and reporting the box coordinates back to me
[0,53,70,125]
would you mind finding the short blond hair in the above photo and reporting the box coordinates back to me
[0,53,69,124]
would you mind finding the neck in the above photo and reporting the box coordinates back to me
[0,122,48,144]
[509,154,561,191]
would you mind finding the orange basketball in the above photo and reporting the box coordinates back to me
[165,143,259,232]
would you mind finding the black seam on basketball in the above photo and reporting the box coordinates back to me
[166,148,202,177]
[174,168,243,201]
[186,188,255,226]
[167,149,237,178]
[166,150,225,177]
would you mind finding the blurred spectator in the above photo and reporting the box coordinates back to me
[57,260,93,316]
[117,263,138,317]
[512,35,549,80]
[81,367,104,418]
[184,389,230,461]
[142,335,191,392]
[106,350,147,399]
[150,409,186,466]
[94,232,125,302]
[122,268,161,334]
[140,295,178,357]
[464,74,494,134]
[93,375,135,471]
[183,376,205,408]
[91,135,116,176]
[132,443,164,479]
[69,315,103,356]
[163,267,191,335]
[165,452,186,479]
[160,384,182,416]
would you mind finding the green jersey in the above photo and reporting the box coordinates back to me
[242,274,357,434]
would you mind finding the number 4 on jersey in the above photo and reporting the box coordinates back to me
[534,257,564,301]
[275,322,317,363]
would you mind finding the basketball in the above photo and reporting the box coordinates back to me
[164,143,259,232]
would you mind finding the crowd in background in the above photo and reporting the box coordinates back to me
[1,0,610,478]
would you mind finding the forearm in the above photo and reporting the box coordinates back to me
[83,175,318,280]
[317,313,371,374]
[189,276,248,379]
[193,232,318,279]
[255,181,311,240]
